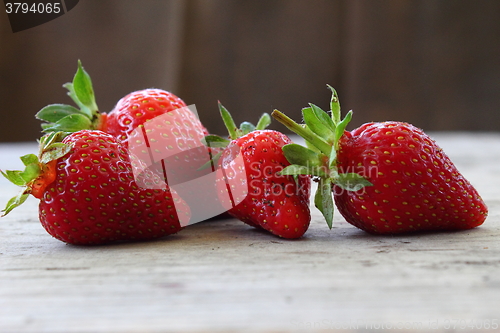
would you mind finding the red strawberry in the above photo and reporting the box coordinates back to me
[35,61,206,148]
[105,88,208,147]
[334,121,487,233]
[2,130,190,245]
[272,86,488,234]
[18,61,219,233]
[126,105,225,224]
[205,103,311,238]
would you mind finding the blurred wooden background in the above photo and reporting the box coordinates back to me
[1,0,499,142]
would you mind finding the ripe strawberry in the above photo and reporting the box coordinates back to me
[106,88,208,147]
[2,130,190,245]
[272,86,488,234]
[125,103,225,224]
[334,121,487,233]
[14,61,218,234]
[36,61,206,148]
[205,103,311,238]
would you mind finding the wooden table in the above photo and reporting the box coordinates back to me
[1,133,499,333]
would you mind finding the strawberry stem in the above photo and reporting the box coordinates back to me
[271,109,332,156]
[271,86,373,230]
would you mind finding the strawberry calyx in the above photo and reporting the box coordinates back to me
[200,101,272,165]
[1,132,72,216]
[271,85,372,228]
[36,60,105,135]
[217,101,272,141]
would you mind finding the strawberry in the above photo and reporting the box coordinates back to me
[126,104,224,224]
[104,89,216,225]
[334,122,488,233]
[204,103,311,238]
[272,86,488,234]
[1,130,190,245]
[10,61,218,237]
[106,88,208,147]
[35,61,206,148]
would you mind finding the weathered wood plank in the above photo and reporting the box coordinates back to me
[0,133,499,332]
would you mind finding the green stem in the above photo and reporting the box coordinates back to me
[271,110,332,156]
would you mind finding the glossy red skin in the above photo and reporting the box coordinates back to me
[219,130,311,239]
[106,89,208,147]
[334,121,488,234]
[126,105,215,185]
[39,130,190,245]
[125,106,223,223]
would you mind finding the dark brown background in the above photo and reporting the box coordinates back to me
[1,0,499,142]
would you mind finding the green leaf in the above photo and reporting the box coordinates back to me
[36,104,83,123]
[314,177,334,229]
[40,143,72,164]
[279,164,328,177]
[327,84,341,124]
[41,123,53,131]
[282,143,324,167]
[304,138,321,154]
[1,191,29,216]
[3,154,42,186]
[302,107,335,142]
[19,163,41,184]
[240,121,256,135]
[218,102,240,139]
[63,82,77,105]
[334,110,352,144]
[309,103,336,132]
[279,165,311,176]
[39,132,67,149]
[335,173,373,192]
[20,154,38,166]
[272,110,332,156]
[63,82,91,119]
[1,170,26,186]
[255,113,271,130]
[73,60,98,115]
[42,114,92,133]
[201,135,230,148]
[328,145,337,170]
[41,132,57,147]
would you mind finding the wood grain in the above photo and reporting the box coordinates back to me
[1,133,499,332]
